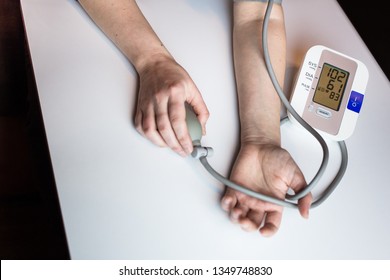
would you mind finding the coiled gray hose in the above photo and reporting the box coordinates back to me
[192,0,348,209]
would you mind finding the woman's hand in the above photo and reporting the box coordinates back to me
[221,143,312,237]
[135,55,209,156]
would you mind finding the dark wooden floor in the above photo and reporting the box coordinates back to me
[0,0,69,259]
[0,0,388,260]
[337,0,389,80]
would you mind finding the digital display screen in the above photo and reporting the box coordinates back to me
[313,63,349,111]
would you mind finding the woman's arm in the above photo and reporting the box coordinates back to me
[233,1,285,147]
[78,0,209,156]
[221,1,312,236]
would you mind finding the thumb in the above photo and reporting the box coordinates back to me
[298,193,312,219]
[289,170,312,219]
[187,91,209,136]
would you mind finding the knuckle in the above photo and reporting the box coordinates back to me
[156,81,186,99]
[168,81,186,92]
[171,144,183,153]
[154,90,167,104]
[157,122,170,134]
[142,125,155,138]
[176,134,189,145]
[167,81,188,98]
[170,114,185,126]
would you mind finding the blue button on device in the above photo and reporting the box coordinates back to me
[347,90,364,113]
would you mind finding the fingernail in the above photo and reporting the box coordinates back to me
[241,224,250,230]
[230,216,239,223]
[184,145,193,155]
[231,211,241,220]
[221,197,232,210]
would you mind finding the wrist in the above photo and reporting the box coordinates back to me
[240,121,281,147]
[240,134,280,148]
[133,50,174,74]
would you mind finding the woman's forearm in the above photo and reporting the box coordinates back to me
[78,0,209,156]
[78,0,173,72]
[233,2,286,146]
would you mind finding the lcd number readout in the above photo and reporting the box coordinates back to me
[313,62,349,111]
[119,265,272,277]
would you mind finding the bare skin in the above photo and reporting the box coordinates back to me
[78,0,209,157]
[78,0,312,237]
[222,2,312,236]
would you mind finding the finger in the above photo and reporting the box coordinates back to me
[134,110,144,136]
[298,192,313,219]
[287,169,312,218]
[239,210,266,232]
[168,99,193,155]
[288,168,308,194]
[247,209,265,228]
[141,105,167,147]
[221,188,238,212]
[230,204,249,224]
[259,211,282,237]
[155,102,187,157]
[187,89,209,135]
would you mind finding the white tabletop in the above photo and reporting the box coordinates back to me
[21,0,390,259]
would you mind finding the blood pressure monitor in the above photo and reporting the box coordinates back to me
[289,45,369,141]
[187,1,371,209]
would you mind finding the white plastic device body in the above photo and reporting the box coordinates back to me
[289,45,369,141]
